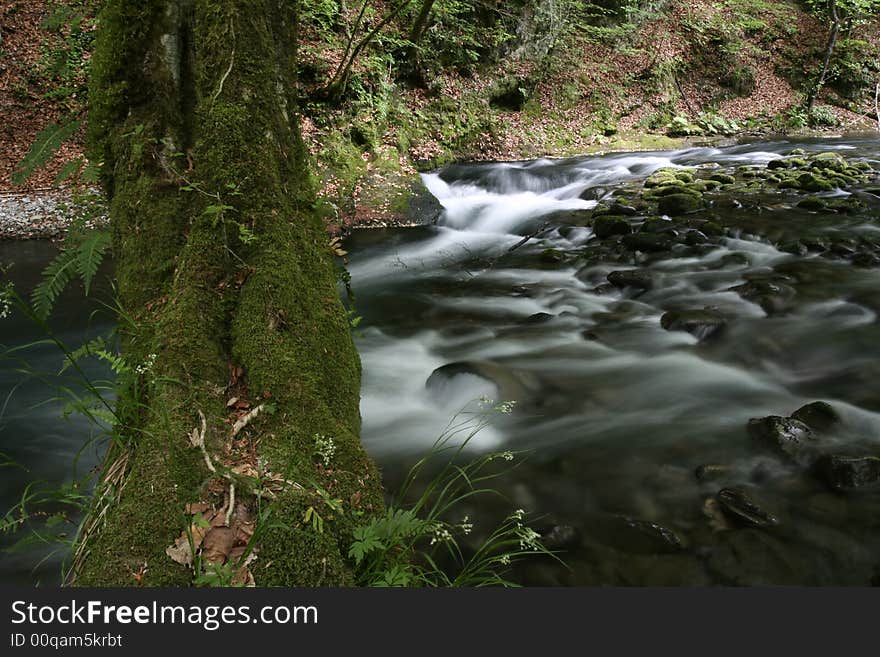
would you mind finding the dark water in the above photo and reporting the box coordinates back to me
[0,241,112,585]
[2,137,879,585]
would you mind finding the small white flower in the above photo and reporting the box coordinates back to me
[429,524,453,545]
[314,433,336,467]
[495,400,516,414]
[459,516,473,535]
[135,352,157,375]
[517,527,541,550]
[511,508,525,521]
[499,554,510,565]
[501,451,514,461]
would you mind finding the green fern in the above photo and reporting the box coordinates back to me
[11,119,80,185]
[31,250,78,320]
[59,335,107,374]
[31,230,110,319]
[53,157,85,185]
[76,231,111,295]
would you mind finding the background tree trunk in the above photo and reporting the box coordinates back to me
[71,0,384,587]
[806,0,841,112]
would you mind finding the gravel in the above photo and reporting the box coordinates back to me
[0,189,107,240]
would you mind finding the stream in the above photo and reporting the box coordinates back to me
[2,136,880,585]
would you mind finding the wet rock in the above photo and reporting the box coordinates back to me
[797,172,834,192]
[709,173,735,185]
[780,241,809,256]
[716,487,779,527]
[791,401,840,431]
[608,202,638,216]
[540,248,565,264]
[607,269,653,290]
[796,196,826,211]
[592,215,632,239]
[748,415,815,462]
[684,229,709,245]
[657,193,704,216]
[622,232,674,252]
[660,308,726,340]
[852,252,880,268]
[591,515,685,554]
[522,312,554,325]
[729,278,796,314]
[767,159,789,170]
[814,454,880,490]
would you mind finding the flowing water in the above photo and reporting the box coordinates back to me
[347,136,880,585]
[2,137,880,585]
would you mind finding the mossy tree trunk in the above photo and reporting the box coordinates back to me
[72,0,384,586]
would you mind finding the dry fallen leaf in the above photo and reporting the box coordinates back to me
[201,527,236,565]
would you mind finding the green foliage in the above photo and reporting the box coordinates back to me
[31,228,110,321]
[348,401,561,587]
[11,119,80,185]
[34,1,99,106]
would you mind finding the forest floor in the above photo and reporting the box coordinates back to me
[1,0,878,236]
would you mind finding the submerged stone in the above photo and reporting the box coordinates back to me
[607,269,653,290]
[814,454,880,490]
[716,488,779,527]
[695,464,734,482]
[660,308,726,340]
[622,232,673,252]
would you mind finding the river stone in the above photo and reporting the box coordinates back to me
[748,415,814,462]
[593,215,632,239]
[622,232,673,252]
[593,516,685,554]
[709,173,735,185]
[797,196,826,211]
[814,454,880,490]
[522,312,554,324]
[791,401,840,431]
[657,193,704,216]
[660,308,726,340]
[767,159,789,170]
[716,487,779,527]
[729,279,796,314]
[797,172,834,192]
[684,229,709,245]
[607,269,653,290]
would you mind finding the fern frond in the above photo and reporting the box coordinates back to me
[31,250,78,320]
[93,349,131,375]
[53,157,85,185]
[12,119,80,185]
[59,336,107,374]
[75,231,111,295]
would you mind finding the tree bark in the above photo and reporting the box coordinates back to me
[806,0,841,112]
[71,0,384,587]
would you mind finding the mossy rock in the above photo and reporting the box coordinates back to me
[709,173,735,185]
[797,197,827,211]
[593,215,632,239]
[798,172,834,192]
[657,193,704,216]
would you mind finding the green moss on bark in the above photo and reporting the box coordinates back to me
[73,0,384,587]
